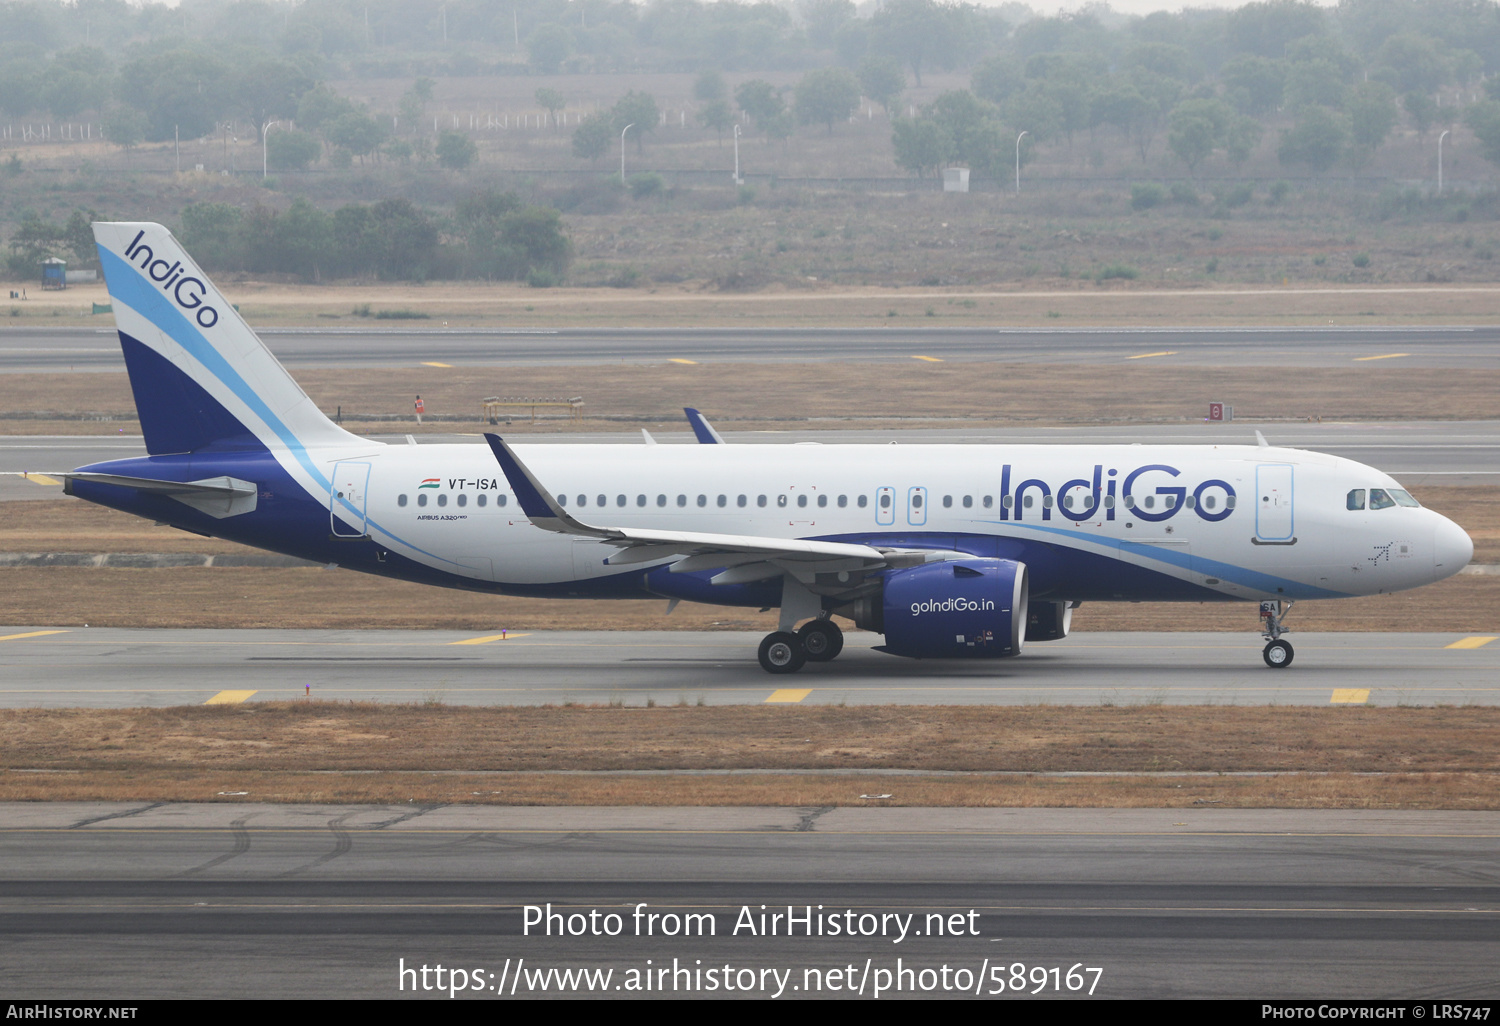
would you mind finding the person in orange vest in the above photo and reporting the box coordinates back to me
[415,395,424,425]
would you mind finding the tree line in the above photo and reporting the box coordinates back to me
[6,192,572,283]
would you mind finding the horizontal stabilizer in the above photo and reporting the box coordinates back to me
[64,472,258,519]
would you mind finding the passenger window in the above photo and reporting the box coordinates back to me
[797,495,807,508]
[1103,495,1114,508]
[1123,495,1135,509]
[617,495,626,507]
[1062,494,1072,510]
[1184,495,1195,509]
[913,494,923,509]
[1023,495,1033,509]
[963,495,972,508]
[677,495,687,507]
[1226,495,1236,509]
[597,494,606,507]
[478,494,487,507]
[817,494,827,507]
[1369,488,1396,510]
[758,495,767,507]
[457,494,467,507]
[857,495,868,508]
[398,494,408,507]
[497,494,507,507]
[1347,489,1365,511]
[697,494,707,507]
[1203,495,1215,510]
[837,495,847,508]
[717,495,727,507]
[942,495,952,508]
[1043,495,1053,509]
[879,493,891,509]
[1143,496,1154,509]
[637,494,646,507]
[576,494,586,507]
[778,494,788,507]
[737,495,747,507]
[1003,495,1013,508]
[417,494,427,507]
[558,494,567,506]
[437,494,447,507]
[982,496,992,508]
[657,494,667,507]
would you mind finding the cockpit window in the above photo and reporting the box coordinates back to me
[1389,488,1420,508]
[1346,489,1365,511]
[1368,488,1396,510]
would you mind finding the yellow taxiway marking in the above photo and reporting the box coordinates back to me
[1446,635,1498,649]
[450,633,532,645]
[766,689,811,703]
[668,358,698,365]
[420,361,454,368]
[1127,351,1178,360]
[911,355,943,362]
[0,630,69,642]
[204,690,257,705]
[21,474,61,486]
[1330,689,1371,704]
[1353,353,1410,362]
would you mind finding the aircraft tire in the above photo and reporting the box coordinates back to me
[1262,639,1294,669]
[758,632,806,674]
[797,620,844,662]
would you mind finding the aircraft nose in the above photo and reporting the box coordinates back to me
[1433,514,1473,581]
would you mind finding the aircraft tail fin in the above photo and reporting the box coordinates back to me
[92,221,364,456]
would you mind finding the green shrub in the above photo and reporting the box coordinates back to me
[1352,252,1371,268]
[1096,264,1139,281]
[1131,183,1167,211]
[628,172,664,199]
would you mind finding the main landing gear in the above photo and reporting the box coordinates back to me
[1259,600,1294,669]
[757,619,844,674]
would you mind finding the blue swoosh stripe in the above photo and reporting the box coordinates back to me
[1005,521,1351,599]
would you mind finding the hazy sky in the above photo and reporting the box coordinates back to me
[997,0,1334,16]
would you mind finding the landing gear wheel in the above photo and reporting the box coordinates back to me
[797,619,844,662]
[758,631,806,674]
[1263,639,1294,669]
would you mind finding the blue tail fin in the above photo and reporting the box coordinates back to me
[93,222,363,456]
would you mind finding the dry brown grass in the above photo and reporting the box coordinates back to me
[6,362,1500,435]
[3,704,1498,808]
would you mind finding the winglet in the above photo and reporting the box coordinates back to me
[685,407,726,444]
[483,433,605,537]
[1255,430,1269,448]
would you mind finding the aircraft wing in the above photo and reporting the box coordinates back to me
[484,434,954,580]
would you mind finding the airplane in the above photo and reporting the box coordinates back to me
[55,221,1474,674]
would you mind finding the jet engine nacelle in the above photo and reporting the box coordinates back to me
[879,559,1029,659]
[1026,600,1073,642]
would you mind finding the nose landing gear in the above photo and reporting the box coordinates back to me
[1260,600,1295,668]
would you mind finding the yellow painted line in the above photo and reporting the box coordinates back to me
[1353,353,1409,361]
[1446,635,1499,649]
[421,361,454,368]
[204,690,257,705]
[911,355,943,362]
[668,358,697,365]
[1330,689,1371,704]
[21,474,61,486]
[450,633,532,645]
[1127,351,1178,360]
[0,630,69,642]
[766,689,811,703]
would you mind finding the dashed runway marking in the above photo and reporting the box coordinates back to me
[766,689,811,703]
[204,690,258,705]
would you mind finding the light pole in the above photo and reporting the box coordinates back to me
[1438,128,1451,195]
[620,123,634,182]
[262,120,281,178]
[1015,130,1028,194]
[733,123,741,184]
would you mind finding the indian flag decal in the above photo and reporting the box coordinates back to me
[418,478,441,489]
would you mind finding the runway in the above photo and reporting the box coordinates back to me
[3,804,1497,998]
[3,420,1498,500]
[1,627,1496,708]
[3,324,1499,370]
